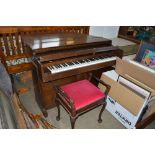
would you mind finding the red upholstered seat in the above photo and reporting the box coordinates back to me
[55,76,110,129]
[61,80,105,110]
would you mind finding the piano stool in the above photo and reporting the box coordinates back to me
[54,74,111,129]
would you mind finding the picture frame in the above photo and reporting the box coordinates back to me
[135,41,155,62]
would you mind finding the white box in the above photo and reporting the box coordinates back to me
[98,58,155,128]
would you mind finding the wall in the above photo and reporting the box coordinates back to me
[89,26,120,38]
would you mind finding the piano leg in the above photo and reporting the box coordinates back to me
[32,69,48,117]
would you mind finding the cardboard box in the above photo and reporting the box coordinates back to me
[99,58,155,128]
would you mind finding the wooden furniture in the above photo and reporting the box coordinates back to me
[19,26,89,35]
[136,113,155,129]
[0,28,33,75]
[119,26,155,44]
[22,33,123,117]
[54,73,110,129]
[119,26,141,44]
[0,26,89,35]
[0,26,89,75]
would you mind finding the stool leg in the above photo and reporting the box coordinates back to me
[55,99,60,121]
[98,102,107,123]
[70,116,76,129]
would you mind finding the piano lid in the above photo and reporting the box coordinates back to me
[23,33,112,54]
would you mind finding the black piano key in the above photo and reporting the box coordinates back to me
[65,63,69,66]
[49,66,53,70]
[62,64,67,67]
[79,60,85,63]
[84,59,89,62]
[77,61,81,64]
[74,61,79,64]
[95,57,100,60]
[67,62,73,66]
[93,58,98,60]
[52,65,57,69]
[72,62,76,65]
[55,65,59,68]
[59,64,63,68]
[89,58,95,61]
[99,56,104,59]
[86,59,91,62]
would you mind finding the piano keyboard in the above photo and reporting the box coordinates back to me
[48,56,117,74]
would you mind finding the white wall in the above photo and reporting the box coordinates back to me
[89,26,120,38]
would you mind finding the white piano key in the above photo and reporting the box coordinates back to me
[48,56,117,74]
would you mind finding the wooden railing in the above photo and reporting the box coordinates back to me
[0,27,33,74]
[20,26,89,34]
[0,26,89,34]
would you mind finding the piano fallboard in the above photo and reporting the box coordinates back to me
[38,46,119,62]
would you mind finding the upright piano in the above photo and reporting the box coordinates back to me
[23,33,123,116]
